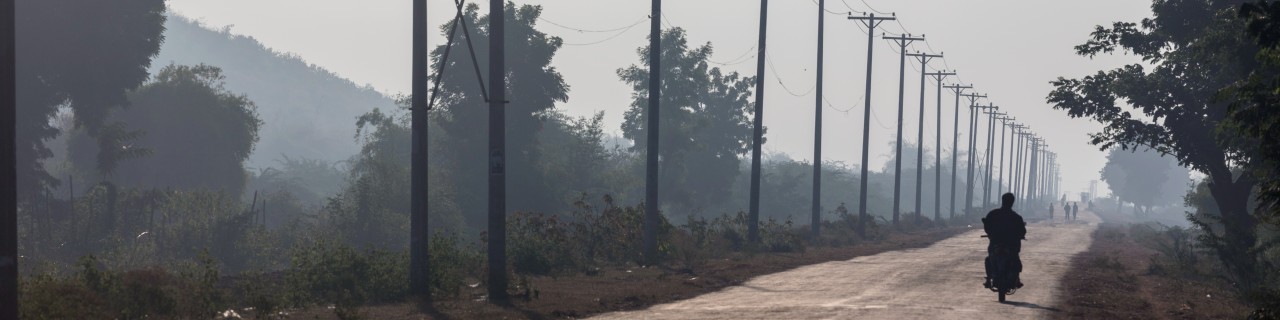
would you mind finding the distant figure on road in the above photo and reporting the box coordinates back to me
[1072,202,1079,220]
[983,193,1026,289]
[1063,203,1071,221]
[1049,203,1055,220]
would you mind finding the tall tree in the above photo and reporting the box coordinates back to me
[429,2,569,226]
[67,64,261,197]
[1100,147,1191,212]
[1233,1,1280,227]
[1047,0,1265,286]
[620,27,756,214]
[15,0,166,202]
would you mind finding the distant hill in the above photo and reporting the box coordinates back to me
[150,14,396,169]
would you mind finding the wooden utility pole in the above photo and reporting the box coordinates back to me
[811,0,825,238]
[487,0,508,302]
[409,0,430,298]
[943,84,971,219]
[747,0,768,244]
[848,13,894,237]
[906,52,940,225]
[926,72,954,223]
[642,0,661,265]
[884,34,922,230]
[2,0,15,316]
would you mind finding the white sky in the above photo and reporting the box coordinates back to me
[166,0,1155,198]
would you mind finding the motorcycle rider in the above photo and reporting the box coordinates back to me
[983,193,1026,289]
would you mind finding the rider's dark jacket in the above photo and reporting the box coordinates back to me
[983,208,1026,250]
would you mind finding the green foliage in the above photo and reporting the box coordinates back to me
[15,0,167,202]
[1047,0,1270,295]
[285,240,409,310]
[19,254,222,319]
[67,64,262,197]
[619,27,756,212]
[1100,147,1192,210]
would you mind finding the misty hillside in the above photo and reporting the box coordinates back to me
[150,14,395,168]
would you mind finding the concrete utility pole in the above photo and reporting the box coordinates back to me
[1027,137,1041,211]
[643,0,662,264]
[943,85,972,219]
[848,13,895,237]
[968,103,994,214]
[747,0,768,244]
[907,52,941,225]
[409,0,429,297]
[927,72,955,223]
[811,0,825,238]
[884,33,923,229]
[487,0,508,301]
[1013,127,1027,208]
[2,0,16,316]
[960,93,985,216]
[982,104,1000,208]
[993,115,1011,196]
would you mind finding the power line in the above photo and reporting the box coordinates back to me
[860,0,890,15]
[560,19,648,46]
[839,0,868,14]
[766,52,816,97]
[537,17,646,33]
[708,45,757,65]
[813,0,852,15]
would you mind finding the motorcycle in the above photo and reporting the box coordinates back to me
[982,235,1020,302]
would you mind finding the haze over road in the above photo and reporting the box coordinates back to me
[595,210,1101,320]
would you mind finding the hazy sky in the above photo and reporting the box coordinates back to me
[167,0,1155,198]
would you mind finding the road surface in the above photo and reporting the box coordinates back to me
[594,210,1100,320]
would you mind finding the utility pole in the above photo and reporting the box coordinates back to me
[907,52,941,226]
[960,93,985,217]
[747,0,768,244]
[993,115,1011,197]
[487,0,508,302]
[409,0,429,298]
[811,0,825,238]
[982,104,1000,208]
[884,33,923,230]
[643,0,662,264]
[2,0,16,315]
[927,72,954,223]
[848,13,895,237]
[967,103,994,215]
[1027,137,1041,212]
[943,84,972,219]
[1013,127,1027,208]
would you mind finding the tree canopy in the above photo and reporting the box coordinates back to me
[68,64,262,196]
[619,27,757,213]
[1100,148,1191,211]
[15,0,166,201]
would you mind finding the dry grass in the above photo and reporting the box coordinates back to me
[1054,212,1252,320]
[285,226,971,319]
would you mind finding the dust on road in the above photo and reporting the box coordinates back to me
[594,210,1100,320]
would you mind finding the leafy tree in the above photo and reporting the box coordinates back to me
[1233,1,1280,227]
[67,64,261,197]
[1046,0,1267,287]
[619,27,757,213]
[1100,148,1191,213]
[429,3,570,226]
[15,0,166,202]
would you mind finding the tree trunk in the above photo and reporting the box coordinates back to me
[1206,175,1260,286]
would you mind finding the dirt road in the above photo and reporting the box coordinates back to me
[594,210,1100,320]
